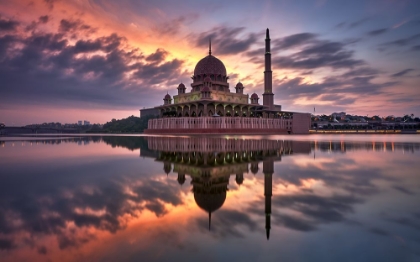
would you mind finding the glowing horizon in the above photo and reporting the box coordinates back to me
[0,0,419,125]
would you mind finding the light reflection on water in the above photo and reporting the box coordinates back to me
[0,135,419,262]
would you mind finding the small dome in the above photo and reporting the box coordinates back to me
[251,93,259,99]
[201,86,210,92]
[163,162,171,174]
[164,94,171,99]
[177,83,185,89]
[177,174,186,185]
[236,82,243,88]
[250,163,259,174]
[235,174,244,185]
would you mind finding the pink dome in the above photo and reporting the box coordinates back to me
[194,55,227,76]
[164,94,171,99]
[177,83,185,89]
[251,93,259,99]
[236,82,243,87]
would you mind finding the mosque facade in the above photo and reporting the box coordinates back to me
[141,29,310,134]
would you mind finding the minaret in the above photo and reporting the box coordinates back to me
[263,159,273,240]
[262,28,274,109]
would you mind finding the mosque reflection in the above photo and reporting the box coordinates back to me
[145,137,311,239]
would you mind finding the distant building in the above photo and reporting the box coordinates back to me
[84,120,90,126]
[332,112,346,120]
[78,121,82,126]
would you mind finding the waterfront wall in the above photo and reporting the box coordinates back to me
[145,117,302,134]
[147,136,291,153]
[292,113,312,134]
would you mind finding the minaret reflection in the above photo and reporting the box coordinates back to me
[146,137,311,239]
[263,159,273,240]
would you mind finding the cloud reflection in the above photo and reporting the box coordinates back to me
[0,136,419,261]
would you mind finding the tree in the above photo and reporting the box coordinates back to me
[102,115,158,133]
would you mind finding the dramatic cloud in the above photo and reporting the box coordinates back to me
[392,185,415,195]
[194,26,259,55]
[273,73,395,106]
[349,18,370,28]
[39,15,49,24]
[195,209,257,238]
[368,28,388,36]
[0,18,19,31]
[271,193,362,231]
[59,19,93,33]
[44,0,56,10]
[381,33,420,47]
[391,68,414,77]
[153,14,199,35]
[0,0,419,123]
[272,33,317,50]
[411,45,420,51]
[146,48,168,63]
[25,15,51,31]
[273,42,363,70]
[0,18,189,110]
[0,139,186,250]
[0,238,14,250]
[266,34,400,111]
[259,33,365,71]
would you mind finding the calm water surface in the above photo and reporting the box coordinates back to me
[0,135,419,262]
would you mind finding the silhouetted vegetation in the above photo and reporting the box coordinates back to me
[102,136,149,150]
[102,115,157,133]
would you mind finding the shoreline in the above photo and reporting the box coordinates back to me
[1,130,419,138]
[310,129,419,134]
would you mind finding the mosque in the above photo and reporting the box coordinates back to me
[141,29,310,134]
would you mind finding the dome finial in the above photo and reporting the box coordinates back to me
[209,212,211,231]
[209,37,212,55]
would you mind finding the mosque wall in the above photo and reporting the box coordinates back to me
[146,117,293,134]
[147,136,288,153]
[291,113,312,134]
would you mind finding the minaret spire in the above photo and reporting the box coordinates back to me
[263,28,274,109]
[209,38,212,55]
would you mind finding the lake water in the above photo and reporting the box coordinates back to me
[1,134,420,262]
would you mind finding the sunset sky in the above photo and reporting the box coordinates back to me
[0,0,419,125]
